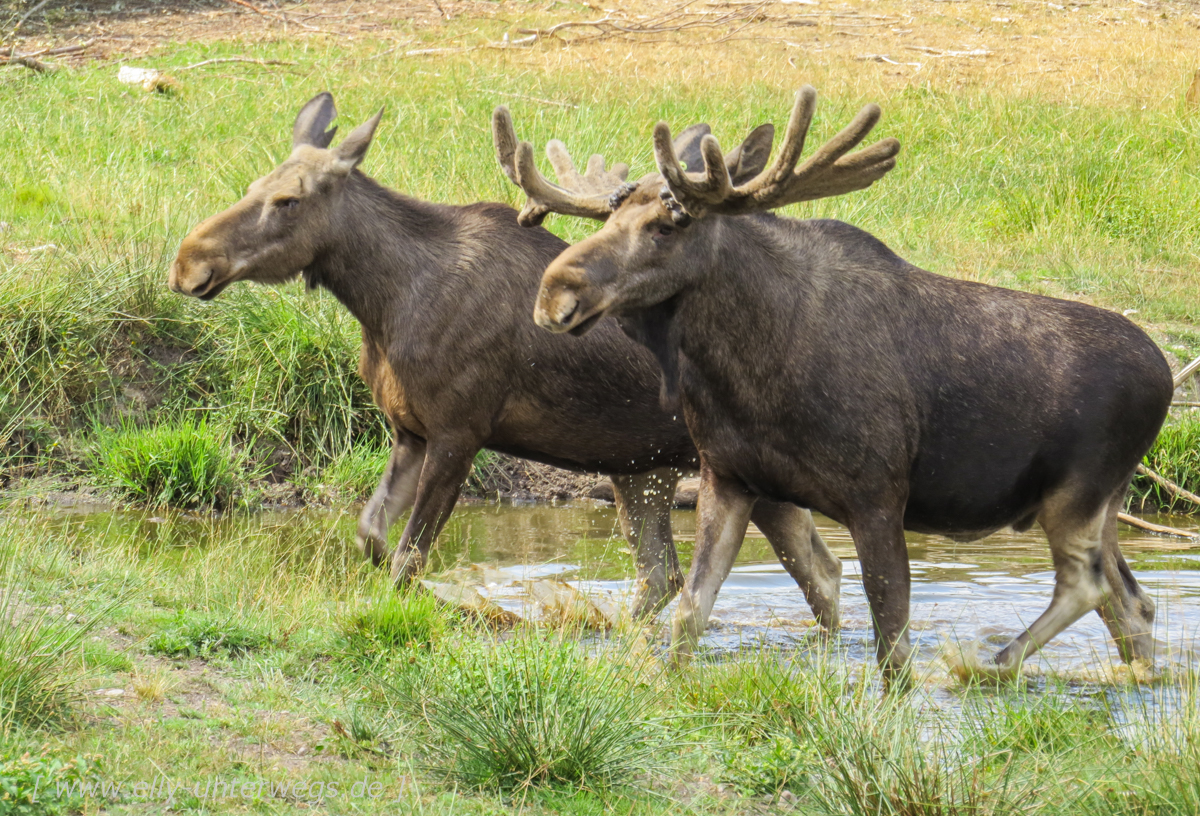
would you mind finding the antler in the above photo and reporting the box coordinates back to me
[653,86,900,217]
[492,106,630,227]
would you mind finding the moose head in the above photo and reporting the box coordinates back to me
[495,87,900,337]
[169,92,382,300]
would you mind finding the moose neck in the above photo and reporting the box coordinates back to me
[678,215,807,361]
[302,171,456,336]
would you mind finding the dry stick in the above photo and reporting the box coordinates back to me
[0,53,56,71]
[180,56,296,70]
[1137,464,1200,508]
[1118,512,1198,539]
[1174,354,1200,389]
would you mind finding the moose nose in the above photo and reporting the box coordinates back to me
[535,290,580,332]
[168,256,216,297]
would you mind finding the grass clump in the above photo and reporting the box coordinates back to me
[1135,414,1200,512]
[89,417,247,509]
[341,588,449,654]
[0,547,107,731]
[145,610,270,659]
[393,633,667,792]
[0,750,99,816]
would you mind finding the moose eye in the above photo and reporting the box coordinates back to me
[274,197,300,211]
[655,225,674,238]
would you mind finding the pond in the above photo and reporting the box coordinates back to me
[33,500,1200,685]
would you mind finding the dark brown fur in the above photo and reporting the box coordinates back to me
[535,181,1171,680]
[169,93,844,623]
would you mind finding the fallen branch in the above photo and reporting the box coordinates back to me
[180,56,296,70]
[1137,464,1200,508]
[0,53,57,71]
[1118,512,1198,539]
[1174,354,1200,389]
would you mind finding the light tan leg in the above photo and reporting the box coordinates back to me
[751,500,843,631]
[669,458,756,668]
[1095,489,1156,664]
[612,468,684,619]
[355,433,425,567]
[986,496,1109,678]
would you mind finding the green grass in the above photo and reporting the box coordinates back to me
[388,632,669,792]
[340,586,449,654]
[0,506,1199,814]
[0,543,112,731]
[89,416,248,508]
[1135,414,1200,512]
[144,609,272,659]
[0,37,1197,508]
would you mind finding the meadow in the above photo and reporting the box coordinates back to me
[1,0,1200,812]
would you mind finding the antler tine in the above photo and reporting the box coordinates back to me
[492,105,623,227]
[650,87,899,217]
[732,91,899,212]
[761,86,818,189]
[653,123,733,214]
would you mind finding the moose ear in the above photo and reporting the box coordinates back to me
[331,108,383,175]
[616,298,682,412]
[724,123,775,185]
[672,123,712,173]
[293,92,339,149]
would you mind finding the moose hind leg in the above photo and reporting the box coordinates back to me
[612,468,683,619]
[356,433,426,567]
[669,459,755,668]
[987,497,1109,678]
[751,500,842,632]
[1096,488,1155,665]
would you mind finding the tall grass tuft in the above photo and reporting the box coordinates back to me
[390,633,667,791]
[340,588,449,654]
[0,544,108,731]
[1135,414,1200,512]
[90,416,246,508]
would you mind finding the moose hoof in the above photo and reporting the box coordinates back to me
[355,533,391,569]
[944,640,1023,685]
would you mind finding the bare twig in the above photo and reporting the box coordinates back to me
[1174,354,1200,389]
[180,56,296,70]
[10,0,51,36]
[0,53,57,71]
[1118,512,1198,539]
[1138,464,1200,508]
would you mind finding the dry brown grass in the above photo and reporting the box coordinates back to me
[15,0,1200,110]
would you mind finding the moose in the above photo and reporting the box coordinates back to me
[168,92,844,626]
[496,87,1172,680]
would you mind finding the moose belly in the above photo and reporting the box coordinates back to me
[902,446,1051,536]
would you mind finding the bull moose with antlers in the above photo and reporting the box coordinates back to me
[168,92,844,626]
[495,87,1172,680]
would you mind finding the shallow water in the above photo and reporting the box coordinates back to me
[25,501,1200,682]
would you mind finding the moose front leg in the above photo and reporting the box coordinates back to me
[356,432,426,567]
[390,442,478,587]
[669,459,755,668]
[751,500,842,632]
[612,468,684,619]
[847,507,912,684]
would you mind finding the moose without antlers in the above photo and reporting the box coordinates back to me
[496,86,1172,680]
[168,92,844,624]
